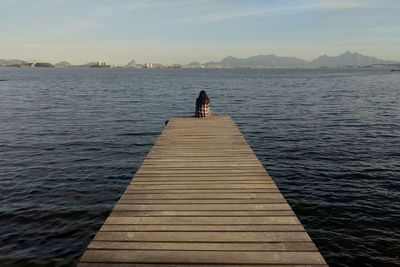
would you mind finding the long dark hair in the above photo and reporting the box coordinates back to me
[196,90,210,106]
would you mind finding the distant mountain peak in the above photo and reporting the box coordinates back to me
[55,61,71,67]
[218,54,308,67]
[186,61,201,65]
[126,59,137,67]
[311,51,395,67]
[207,51,397,68]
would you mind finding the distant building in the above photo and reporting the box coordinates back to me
[90,61,111,68]
[144,63,164,69]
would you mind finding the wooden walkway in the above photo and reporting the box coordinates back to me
[78,116,327,266]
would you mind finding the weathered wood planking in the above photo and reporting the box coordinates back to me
[78,116,327,266]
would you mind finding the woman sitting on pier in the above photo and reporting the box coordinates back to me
[195,90,212,118]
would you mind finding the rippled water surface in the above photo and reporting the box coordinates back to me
[0,68,399,267]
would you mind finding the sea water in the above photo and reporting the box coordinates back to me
[0,67,399,266]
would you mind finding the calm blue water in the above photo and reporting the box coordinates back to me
[0,67,399,267]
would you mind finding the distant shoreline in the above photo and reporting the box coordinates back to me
[1,65,399,70]
[1,51,399,69]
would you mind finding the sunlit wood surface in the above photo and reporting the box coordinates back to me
[78,116,327,266]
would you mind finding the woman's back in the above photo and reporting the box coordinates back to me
[195,90,212,118]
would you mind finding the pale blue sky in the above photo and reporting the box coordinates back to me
[1,0,399,64]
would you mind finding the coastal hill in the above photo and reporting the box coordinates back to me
[0,59,26,67]
[126,60,137,68]
[0,59,54,67]
[55,61,72,67]
[184,61,202,68]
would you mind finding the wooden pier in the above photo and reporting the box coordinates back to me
[78,116,327,266]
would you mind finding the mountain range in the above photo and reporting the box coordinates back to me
[202,51,397,68]
[0,52,398,68]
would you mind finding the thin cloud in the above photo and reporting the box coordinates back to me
[178,0,362,24]
[121,0,212,10]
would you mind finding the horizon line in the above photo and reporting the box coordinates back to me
[1,51,399,66]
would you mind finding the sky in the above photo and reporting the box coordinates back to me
[1,0,400,65]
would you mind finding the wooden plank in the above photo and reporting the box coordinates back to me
[113,203,291,211]
[119,193,285,199]
[146,154,256,157]
[105,216,301,225]
[109,210,295,217]
[144,158,259,160]
[128,184,277,190]
[131,181,275,184]
[133,175,273,179]
[99,224,306,232]
[124,189,281,193]
[79,264,328,267]
[139,164,264,168]
[79,251,326,265]
[93,231,312,242]
[117,199,288,204]
[87,241,318,251]
[129,180,274,184]
[79,116,326,266]
[135,170,268,174]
